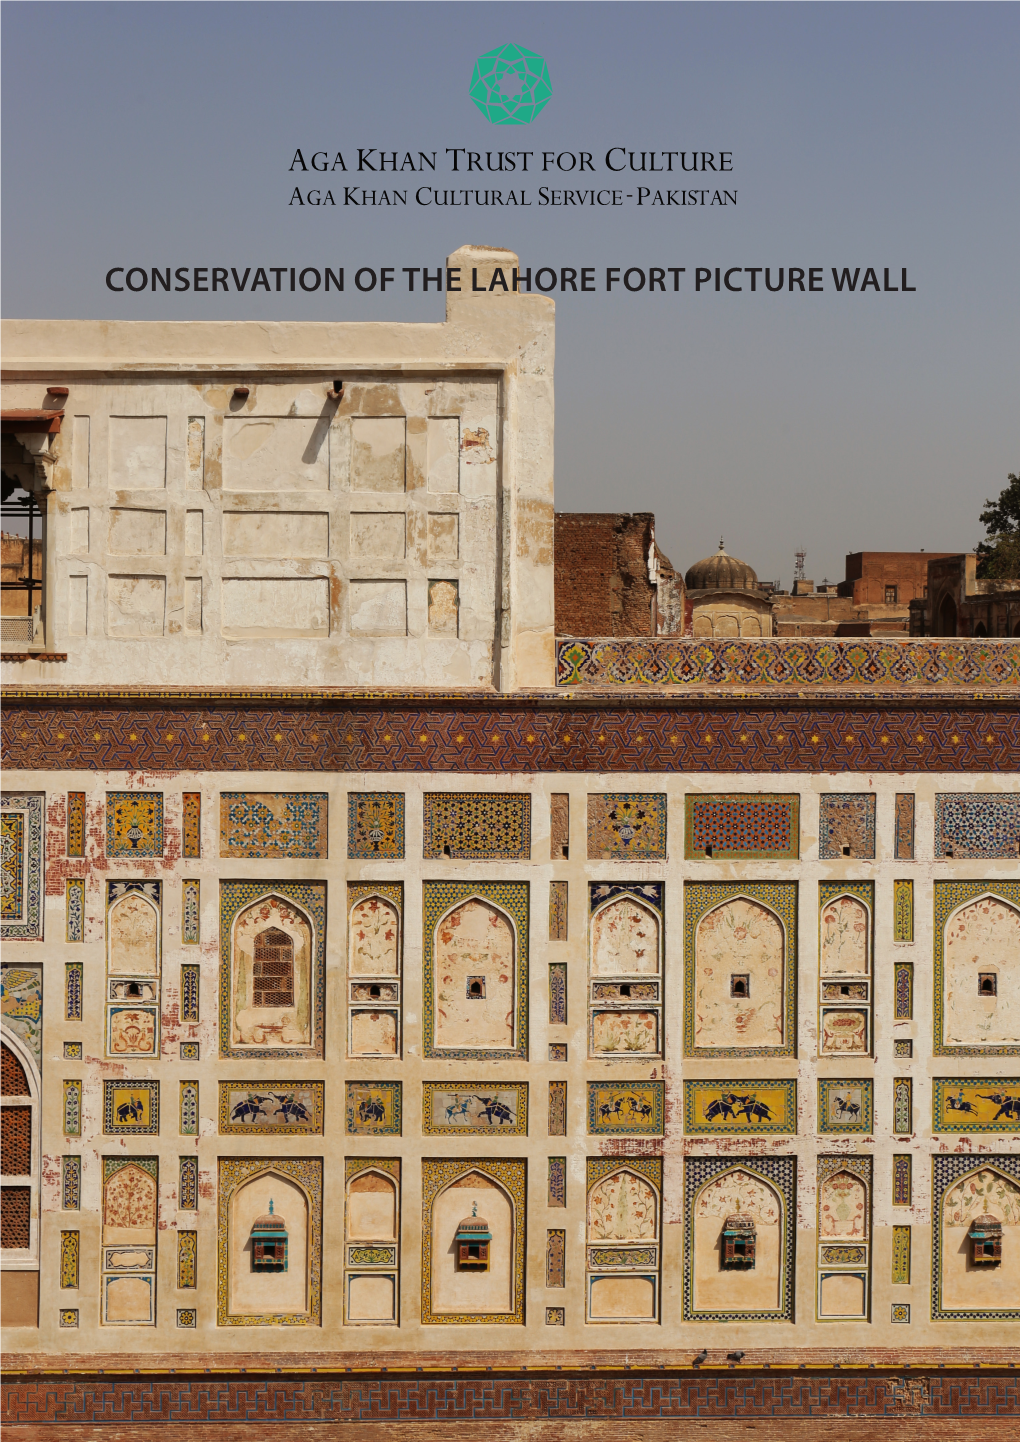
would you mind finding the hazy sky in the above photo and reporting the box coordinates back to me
[3,2,1017,586]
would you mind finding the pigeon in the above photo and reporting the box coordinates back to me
[693,1350,708,1365]
[728,1351,745,1362]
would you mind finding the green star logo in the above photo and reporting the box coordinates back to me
[469,44,552,125]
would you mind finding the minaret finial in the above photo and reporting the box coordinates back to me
[718,536,725,551]
[269,1198,274,1215]
[472,1200,478,1216]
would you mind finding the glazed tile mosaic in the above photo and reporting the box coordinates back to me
[421,1082,527,1135]
[60,1230,79,1288]
[549,881,568,941]
[933,1078,1020,1132]
[893,880,914,943]
[545,1306,565,1325]
[683,1079,797,1134]
[587,793,666,859]
[818,793,876,859]
[65,963,82,1022]
[1,793,43,939]
[817,1078,873,1134]
[587,1081,664,1135]
[683,1155,796,1321]
[218,1081,324,1134]
[548,1157,566,1207]
[420,1158,526,1325]
[546,1229,565,1288]
[177,1308,197,1328]
[894,793,915,860]
[550,793,569,859]
[179,1082,198,1136]
[894,1039,913,1058]
[67,791,86,858]
[180,963,199,1022]
[219,792,327,858]
[65,878,85,943]
[179,1042,199,1061]
[63,1042,82,1060]
[345,1081,402,1135]
[422,791,531,859]
[182,792,201,858]
[61,1156,81,1210]
[182,880,200,946]
[177,1231,197,1289]
[893,1077,913,1134]
[347,792,405,858]
[216,1157,322,1326]
[58,1309,78,1328]
[103,1080,159,1135]
[684,793,800,859]
[555,635,1020,689]
[932,1153,1020,1319]
[548,1042,567,1061]
[892,1154,912,1206]
[933,880,1020,1056]
[894,961,913,1020]
[935,793,1020,858]
[548,962,567,1024]
[63,1080,82,1137]
[891,1302,910,1323]
[105,791,163,857]
[1,964,42,1060]
[179,1156,198,1211]
[891,1225,911,1285]
[548,1080,567,1136]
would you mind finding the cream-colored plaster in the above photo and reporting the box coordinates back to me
[228,1171,309,1318]
[431,1175,512,1316]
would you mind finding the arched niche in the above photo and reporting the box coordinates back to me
[590,895,660,977]
[229,1170,309,1319]
[694,898,786,1050]
[943,894,1020,1048]
[347,1170,397,1241]
[818,1170,868,1240]
[820,895,870,976]
[431,1171,513,1316]
[107,890,159,975]
[587,1170,658,1242]
[349,895,400,976]
[103,1163,157,1245]
[433,899,516,1052]
[938,593,958,636]
[942,1165,1020,1314]
[231,894,313,1049]
[693,1167,783,1313]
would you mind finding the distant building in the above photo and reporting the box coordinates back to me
[913,554,1020,637]
[684,539,773,637]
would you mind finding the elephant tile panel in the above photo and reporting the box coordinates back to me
[103,1080,159,1135]
[422,1083,527,1136]
[933,1078,1020,1132]
[219,793,327,858]
[345,1081,402,1135]
[683,1079,797,1134]
[218,1081,324,1134]
[587,1081,664,1135]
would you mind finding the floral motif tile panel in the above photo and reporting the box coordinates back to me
[587,794,666,860]
[219,793,327,858]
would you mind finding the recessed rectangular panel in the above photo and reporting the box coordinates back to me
[587,1082,664,1135]
[350,512,405,559]
[933,1078,1020,1131]
[348,579,407,635]
[422,1082,527,1136]
[427,417,459,493]
[223,511,329,558]
[685,793,800,859]
[352,417,406,492]
[109,416,166,489]
[221,576,329,637]
[426,511,459,562]
[108,508,166,556]
[222,415,330,490]
[218,1081,324,1134]
[107,575,165,637]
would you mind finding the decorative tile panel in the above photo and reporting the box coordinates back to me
[932,1153,1020,1319]
[550,793,569,859]
[62,1042,82,1060]
[548,1157,566,1208]
[182,880,200,946]
[180,964,199,1023]
[177,1230,197,1289]
[60,1231,79,1288]
[216,1157,322,1327]
[818,793,876,859]
[177,1307,197,1328]
[587,793,666,860]
[684,793,800,859]
[893,1039,913,1058]
[59,1309,78,1328]
[63,1080,82,1137]
[549,881,568,942]
[892,1154,912,1206]
[894,960,913,1020]
[587,1081,664,1135]
[62,1156,81,1210]
[105,791,163,857]
[103,1080,159,1136]
[934,880,1020,1056]
[347,793,404,858]
[891,1302,910,1323]
[345,1081,402,1135]
[65,878,85,943]
[219,792,327,858]
[891,1225,911,1285]
[1,793,43,939]
[933,1077,1020,1132]
[218,1080,325,1134]
[817,1078,873,1134]
[894,794,915,860]
[893,880,914,943]
[179,1156,198,1211]
[893,1077,913,1134]
[1,964,42,1060]
[683,1155,796,1321]
[548,1042,567,1061]
[935,793,1020,858]
[420,1157,526,1326]
[548,1081,567,1137]
[182,792,201,858]
[546,1229,565,1287]
[422,792,531,859]
[545,1305,565,1325]
[548,962,567,1024]
[422,1082,526,1136]
[65,963,83,1022]
[683,1079,797,1135]
[179,1081,198,1137]
[67,792,86,858]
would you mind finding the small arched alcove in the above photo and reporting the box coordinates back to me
[231,894,314,1049]
[943,893,1020,1048]
[820,895,871,976]
[590,896,661,976]
[941,1165,1020,1314]
[430,1171,513,1317]
[693,1167,783,1314]
[694,898,786,1051]
[107,890,159,975]
[432,899,516,1053]
[349,895,400,975]
[229,1170,309,1319]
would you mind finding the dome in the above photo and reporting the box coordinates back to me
[685,538,758,592]
[252,1199,286,1231]
[455,1200,492,1237]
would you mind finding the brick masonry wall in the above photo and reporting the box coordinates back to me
[554,514,657,637]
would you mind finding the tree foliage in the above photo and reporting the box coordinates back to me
[976,472,1020,579]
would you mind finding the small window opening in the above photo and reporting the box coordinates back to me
[842,844,851,857]
[885,585,897,604]
[443,844,452,858]
[730,974,750,999]
[369,984,381,999]
[126,982,141,997]
[466,976,485,999]
[253,927,295,1008]
[704,845,713,859]
[619,984,631,998]
[840,985,851,997]
[944,846,954,857]
[979,973,997,997]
